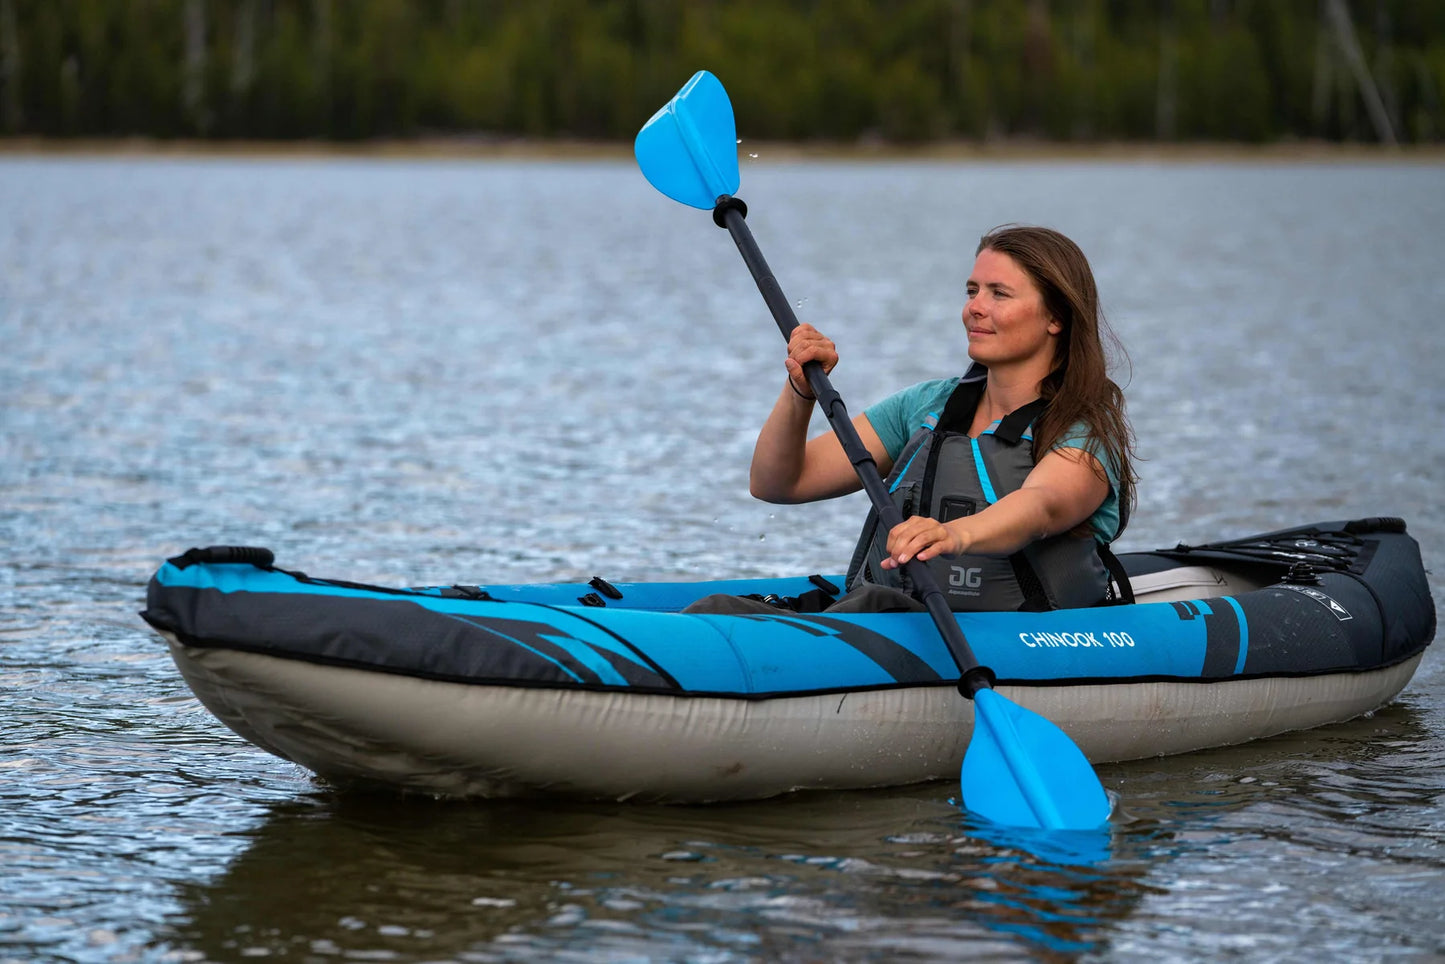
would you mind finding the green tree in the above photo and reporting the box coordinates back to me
[1,0,1439,144]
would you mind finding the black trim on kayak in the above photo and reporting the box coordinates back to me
[145,586,681,692]
[1197,601,1243,678]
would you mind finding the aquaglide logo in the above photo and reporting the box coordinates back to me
[948,566,983,590]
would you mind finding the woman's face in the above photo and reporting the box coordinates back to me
[962,248,1062,369]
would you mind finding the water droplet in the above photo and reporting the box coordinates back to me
[748,152,759,159]
[660,850,708,862]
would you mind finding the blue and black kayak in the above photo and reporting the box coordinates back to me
[141,517,1434,803]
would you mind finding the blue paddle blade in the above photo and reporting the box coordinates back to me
[635,70,741,209]
[962,689,1111,830]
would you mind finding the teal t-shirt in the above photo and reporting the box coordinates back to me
[862,377,1121,542]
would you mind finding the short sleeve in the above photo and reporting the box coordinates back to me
[1053,423,1122,542]
[862,378,960,460]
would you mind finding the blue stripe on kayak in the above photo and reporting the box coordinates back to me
[1222,596,1248,674]
[971,438,997,504]
[544,635,631,686]
[1194,599,1213,615]
[449,613,640,687]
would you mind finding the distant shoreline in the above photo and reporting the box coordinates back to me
[2,136,1443,164]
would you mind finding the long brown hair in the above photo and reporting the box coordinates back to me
[976,224,1137,536]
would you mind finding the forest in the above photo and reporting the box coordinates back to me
[1,0,1441,144]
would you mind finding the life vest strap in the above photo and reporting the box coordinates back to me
[935,367,1048,446]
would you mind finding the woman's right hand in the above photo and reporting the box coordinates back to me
[784,324,838,400]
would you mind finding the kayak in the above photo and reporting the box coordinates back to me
[141,517,1434,803]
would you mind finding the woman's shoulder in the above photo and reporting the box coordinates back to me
[874,376,963,424]
[864,376,965,457]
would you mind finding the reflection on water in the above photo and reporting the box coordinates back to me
[2,156,1443,960]
[166,790,1150,961]
[142,699,1440,962]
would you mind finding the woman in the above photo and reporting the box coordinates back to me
[744,224,1137,614]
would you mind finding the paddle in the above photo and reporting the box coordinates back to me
[636,71,1111,830]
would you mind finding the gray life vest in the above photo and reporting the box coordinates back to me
[845,366,1114,612]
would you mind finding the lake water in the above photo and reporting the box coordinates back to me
[2,153,1443,961]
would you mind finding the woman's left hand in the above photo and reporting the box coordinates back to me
[880,516,963,570]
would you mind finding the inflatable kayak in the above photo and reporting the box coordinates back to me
[141,517,1434,803]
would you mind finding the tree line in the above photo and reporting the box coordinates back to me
[1,0,1441,144]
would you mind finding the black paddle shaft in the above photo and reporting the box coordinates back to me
[713,197,995,698]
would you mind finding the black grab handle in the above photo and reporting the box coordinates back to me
[166,546,276,570]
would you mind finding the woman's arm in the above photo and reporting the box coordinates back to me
[880,446,1110,568]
